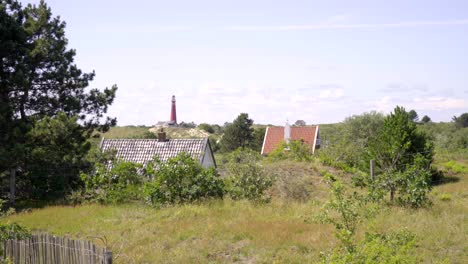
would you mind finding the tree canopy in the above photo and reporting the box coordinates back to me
[421,115,431,123]
[0,0,117,201]
[452,113,468,128]
[369,106,433,205]
[220,113,254,152]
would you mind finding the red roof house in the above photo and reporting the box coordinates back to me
[261,124,320,155]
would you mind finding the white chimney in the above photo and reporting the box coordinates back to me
[284,120,291,145]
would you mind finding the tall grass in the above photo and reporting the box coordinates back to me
[2,153,466,263]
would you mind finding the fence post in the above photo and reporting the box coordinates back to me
[105,251,113,264]
[370,159,375,181]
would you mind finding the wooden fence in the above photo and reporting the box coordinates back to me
[2,233,112,264]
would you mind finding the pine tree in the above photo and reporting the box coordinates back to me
[220,113,254,152]
[0,0,117,202]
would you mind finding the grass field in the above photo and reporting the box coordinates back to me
[2,158,467,263]
[2,126,467,263]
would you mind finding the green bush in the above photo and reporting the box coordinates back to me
[267,140,313,162]
[0,223,31,256]
[225,148,273,201]
[369,155,432,208]
[443,160,468,174]
[144,153,224,205]
[80,159,143,204]
[320,230,419,264]
[438,193,452,202]
[318,174,365,251]
[198,123,215,134]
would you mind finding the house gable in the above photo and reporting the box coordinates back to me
[261,126,319,155]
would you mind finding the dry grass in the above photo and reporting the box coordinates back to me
[99,126,152,139]
[2,201,331,263]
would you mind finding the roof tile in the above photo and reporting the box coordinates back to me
[100,138,207,165]
[261,126,319,155]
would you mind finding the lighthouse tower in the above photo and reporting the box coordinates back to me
[169,95,177,125]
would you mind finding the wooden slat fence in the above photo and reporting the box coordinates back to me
[2,233,112,264]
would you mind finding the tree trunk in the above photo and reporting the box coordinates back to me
[390,189,394,201]
[9,168,16,206]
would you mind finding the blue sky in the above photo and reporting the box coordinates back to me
[27,0,468,125]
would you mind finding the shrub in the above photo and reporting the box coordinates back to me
[80,159,143,204]
[0,223,30,241]
[225,148,273,202]
[198,123,215,134]
[131,131,157,139]
[368,106,433,206]
[144,153,224,205]
[395,156,432,207]
[438,193,452,202]
[270,168,311,202]
[267,140,313,162]
[318,174,364,251]
[0,223,31,256]
[320,230,419,264]
[368,155,432,208]
[443,160,468,174]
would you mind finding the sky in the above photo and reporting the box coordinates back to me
[25,0,468,125]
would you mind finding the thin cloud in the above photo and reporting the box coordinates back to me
[228,19,468,31]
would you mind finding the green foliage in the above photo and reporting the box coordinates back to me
[294,120,306,126]
[452,113,468,128]
[318,175,367,252]
[438,193,452,201]
[248,126,266,152]
[320,230,419,264]
[369,106,433,205]
[395,155,432,207]
[80,156,143,204]
[0,223,30,241]
[408,109,419,122]
[130,131,157,139]
[208,136,220,152]
[0,0,117,203]
[144,153,224,205]
[0,222,30,258]
[267,140,313,162]
[220,113,254,152]
[421,115,431,123]
[178,121,197,128]
[225,148,273,201]
[319,175,419,263]
[443,160,468,174]
[198,123,215,134]
[318,112,384,170]
[22,113,92,199]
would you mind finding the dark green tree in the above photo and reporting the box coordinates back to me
[220,113,254,152]
[318,111,384,170]
[452,113,468,128]
[0,0,117,202]
[294,120,306,126]
[408,109,419,122]
[249,126,266,152]
[421,115,431,123]
[198,123,215,134]
[369,106,433,206]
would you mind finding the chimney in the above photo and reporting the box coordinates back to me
[284,120,291,145]
[158,128,167,142]
[170,95,177,125]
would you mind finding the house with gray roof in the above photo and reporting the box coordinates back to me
[100,134,216,168]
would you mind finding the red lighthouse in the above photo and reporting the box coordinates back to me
[169,95,177,125]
